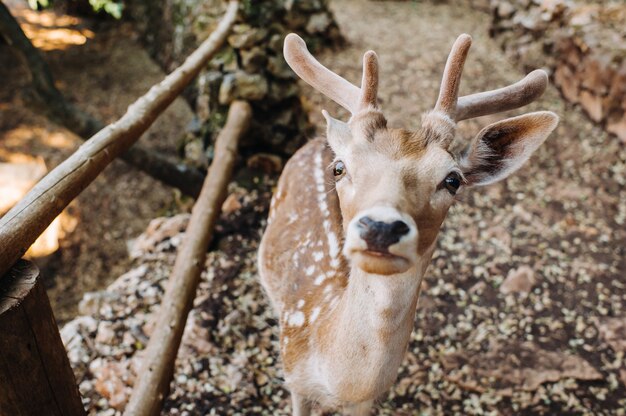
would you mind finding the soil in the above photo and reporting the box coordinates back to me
[0,0,193,323]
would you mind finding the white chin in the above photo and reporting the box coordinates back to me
[349,250,412,275]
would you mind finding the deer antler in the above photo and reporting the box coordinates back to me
[284,33,379,115]
[434,34,549,122]
[434,34,472,118]
[455,70,548,121]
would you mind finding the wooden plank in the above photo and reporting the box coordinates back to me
[0,260,85,416]
[123,100,252,416]
[0,0,240,278]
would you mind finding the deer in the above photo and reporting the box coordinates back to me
[257,32,558,415]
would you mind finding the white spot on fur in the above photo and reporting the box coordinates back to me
[313,251,324,261]
[310,307,321,323]
[314,274,327,286]
[305,265,315,276]
[327,232,340,267]
[314,152,342,269]
[297,299,305,309]
[288,311,305,327]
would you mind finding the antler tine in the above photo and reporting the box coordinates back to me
[284,33,360,114]
[358,51,379,111]
[455,69,548,121]
[434,34,472,117]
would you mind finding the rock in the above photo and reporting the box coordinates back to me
[595,316,626,354]
[580,54,613,96]
[91,358,134,410]
[183,138,206,167]
[246,153,283,174]
[95,321,117,345]
[607,115,626,143]
[128,214,190,258]
[554,64,579,103]
[227,25,268,49]
[579,90,603,122]
[240,46,267,73]
[500,265,536,294]
[61,316,98,379]
[267,55,295,79]
[496,2,516,18]
[219,71,269,104]
[78,291,119,316]
[268,80,299,102]
[222,193,243,215]
[306,12,331,34]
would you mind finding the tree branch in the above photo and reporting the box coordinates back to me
[123,100,251,416]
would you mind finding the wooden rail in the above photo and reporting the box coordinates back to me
[0,0,240,278]
[124,100,251,416]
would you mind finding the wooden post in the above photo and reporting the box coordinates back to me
[0,260,85,416]
[123,101,252,416]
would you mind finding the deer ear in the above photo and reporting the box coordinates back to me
[460,111,558,186]
[322,109,352,153]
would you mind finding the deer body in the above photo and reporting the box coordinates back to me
[258,33,559,415]
[259,137,433,409]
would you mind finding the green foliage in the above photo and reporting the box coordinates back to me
[87,0,123,18]
[27,0,124,19]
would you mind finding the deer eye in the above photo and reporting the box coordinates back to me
[333,161,346,178]
[442,171,462,195]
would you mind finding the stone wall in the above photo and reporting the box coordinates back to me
[126,0,343,164]
[488,0,626,143]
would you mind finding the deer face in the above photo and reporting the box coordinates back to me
[284,33,558,276]
[324,112,462,275]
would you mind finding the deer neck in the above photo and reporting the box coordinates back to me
[312,255,432,402]
[329,260,427,347]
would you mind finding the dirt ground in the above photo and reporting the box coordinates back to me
[0,0,193,323]
[2,0,626,414]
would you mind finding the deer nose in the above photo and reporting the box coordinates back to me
[356,216,410,252]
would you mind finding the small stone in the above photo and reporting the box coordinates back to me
[306,12,331,34]
[607,114,626,144]
[96,321,117,345]
[219,72,269,104]
[184,138,206,167]
[227,25,268,49]
[497,2,516,18]
[579,90,603,122]
[240,46,267,73]
[78,292,118,316]
[222,193,242,214]
[500,265,536,294]
[554,64,579,103]
[267,55,295,79]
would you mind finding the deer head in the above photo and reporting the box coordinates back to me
[284,33,558,277]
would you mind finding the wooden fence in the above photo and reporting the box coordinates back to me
[0,2,251,415]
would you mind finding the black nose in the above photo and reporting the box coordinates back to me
[356,216,410,253]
